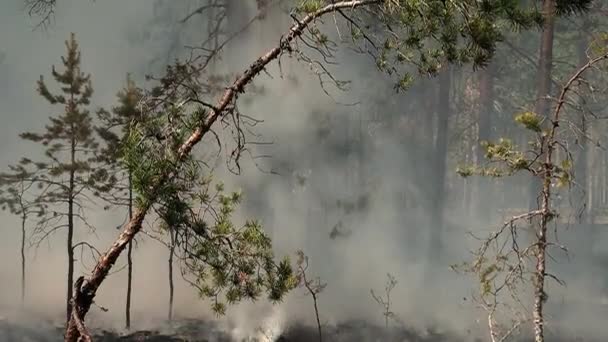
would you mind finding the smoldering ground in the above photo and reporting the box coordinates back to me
[0,0,607,341]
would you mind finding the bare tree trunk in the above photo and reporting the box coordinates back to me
[168,229,176,322]
[312,292,322,342]
[529,0,555,212]
[20,212,26,307]
[125,172,133,330]
[429,66,452,260]
[575,18,590,223]
[66,135,76,324]
[534,168,551,342]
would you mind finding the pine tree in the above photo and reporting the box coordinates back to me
[19,32,109,323]
[96,74,143,330]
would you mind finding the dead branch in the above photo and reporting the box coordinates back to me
[25,0,55,30]
[370,273,398,329]
[296,250,326,342]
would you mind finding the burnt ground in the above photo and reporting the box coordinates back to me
[0,317,601,341]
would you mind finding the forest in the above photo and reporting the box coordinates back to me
[0,0,607,341]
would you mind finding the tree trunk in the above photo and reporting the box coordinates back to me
[125,172,133,330]
[21,212,26,307]
[575,18,590,222]
[168,229,176,322]
[530,4,556,341]
[429,66,452,260]
[66,134,76,324]
[534,164,551,342]
[529,0,556,211]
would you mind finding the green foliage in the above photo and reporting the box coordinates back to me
[118,102,200,207]
[457,137,529,179]
[479,263,499,296]
[362,0,543,90]
[156,176,296,315]
[554,0,593,16]
[115,75,296,314]
[296,0,324,14]
[96,74,144,166]
[19,33,113,199]
[514,111,542,133]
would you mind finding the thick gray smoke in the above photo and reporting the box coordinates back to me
[0,0,607,340]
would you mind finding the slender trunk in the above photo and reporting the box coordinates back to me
[312,293,322,342]
[531,4,555,338]
[20,211,26,307]
[529,0,555,211]
[429,66,451,259]
[125,172,133,330]
[534,163,551,342]
[168,229,175,322]
[66,135,76,324]
[576,19,589,222]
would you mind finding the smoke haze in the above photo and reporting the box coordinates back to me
[0,0,607,340]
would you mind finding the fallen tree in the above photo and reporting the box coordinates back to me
[64,1,382,340]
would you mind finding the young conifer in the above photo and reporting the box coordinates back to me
[19,33,110,323]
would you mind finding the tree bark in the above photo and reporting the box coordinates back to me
[21,211,26,307]
[575,18,590,222]
[64,3,381,340]
[66,133,76,324]
[529,0,556,211]
[168,229,175,322]
[125,172,133,330]
[530,4,556,341]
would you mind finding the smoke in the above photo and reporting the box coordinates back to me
[0,0,607,341]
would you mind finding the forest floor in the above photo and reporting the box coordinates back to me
[1,316,604,342]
